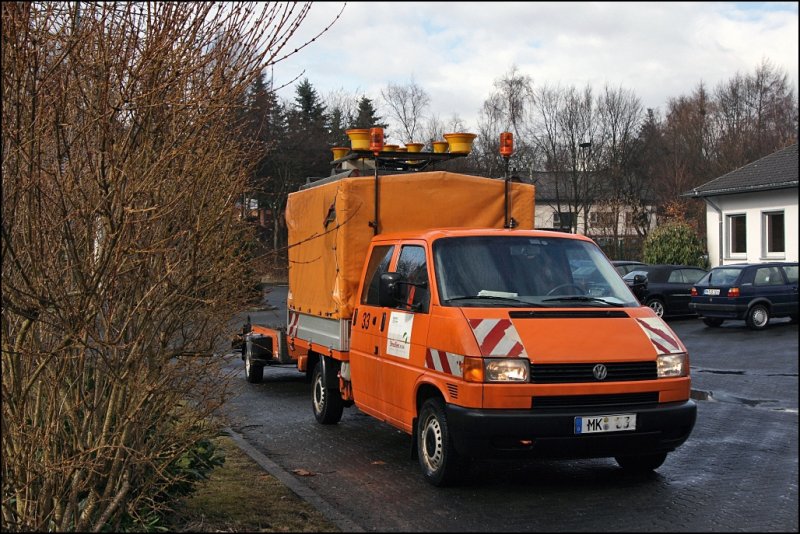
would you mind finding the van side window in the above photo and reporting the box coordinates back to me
[396,245,430,313]
[362,245,395,305]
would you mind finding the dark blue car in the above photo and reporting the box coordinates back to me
[689,262,799,330]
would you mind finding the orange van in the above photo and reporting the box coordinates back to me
[325,228,696,485]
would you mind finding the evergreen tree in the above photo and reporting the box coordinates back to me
[327,105,350,147]
[353,96,386,130]
[287,78,330,178]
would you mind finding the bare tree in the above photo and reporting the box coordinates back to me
[1,2,338,531]
[712,58,798,173]
[530,84,599,233]
[591,85,646,256]
[380,79,431,143]
[475,66,537,178]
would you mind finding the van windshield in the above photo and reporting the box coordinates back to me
[433,236,639,308]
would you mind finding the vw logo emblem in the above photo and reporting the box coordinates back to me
[592,364,608,380]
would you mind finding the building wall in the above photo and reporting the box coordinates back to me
[703,188,799,268]
[534,204,656,236]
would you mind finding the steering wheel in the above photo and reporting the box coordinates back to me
[546,283,584,296]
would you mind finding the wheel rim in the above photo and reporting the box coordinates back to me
[313,372,325,414]
[649,300,664,317]
[420,413,443,473]
[752,307,768,327]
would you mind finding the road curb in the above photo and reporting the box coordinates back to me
[224,427,364,532]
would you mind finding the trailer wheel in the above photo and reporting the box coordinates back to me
[312,361,343,424]
[417,398,469,486]
[244,341,263,384]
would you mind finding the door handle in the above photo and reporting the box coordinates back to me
[380,312,386,332]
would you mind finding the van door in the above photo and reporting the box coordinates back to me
[379,243,431,430]
[350,244,396,418]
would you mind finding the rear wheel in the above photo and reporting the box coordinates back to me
[244,341,263,384]
[702,317,724,327]
[615,452,667,473]
[417,398,469,486]
[646,297,665,318]
[312,361,343,424]
[746,304,770,330]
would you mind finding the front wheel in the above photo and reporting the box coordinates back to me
[702,317,724,327]
[646,298,665,318]
[615,452,667,473]
[746,304,770,330]
[312,361,343,424]
[417,398,469,486]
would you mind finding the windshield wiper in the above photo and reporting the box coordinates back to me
[445,295,543,307]
[541,296,624,307]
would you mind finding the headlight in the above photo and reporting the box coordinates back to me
[657,353,688,378]
[484,358,530,382]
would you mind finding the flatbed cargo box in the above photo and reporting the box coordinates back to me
[286,171,535,322]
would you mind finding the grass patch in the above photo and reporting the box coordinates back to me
[165,434,339,532]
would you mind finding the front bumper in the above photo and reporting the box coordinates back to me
[445,400,697,459]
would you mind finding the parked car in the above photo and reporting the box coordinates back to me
[689,262,799,330]
[612,260,647,276]
[622,264,708,317]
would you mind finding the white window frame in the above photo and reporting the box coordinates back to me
[762,210,785,259]
[726,213,747,259]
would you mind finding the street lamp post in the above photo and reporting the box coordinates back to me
[579,142,591,234]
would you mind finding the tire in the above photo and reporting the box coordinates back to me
[702,317,724,327]
[745,304,770,330]
[244,341,264,384]
[646,298,665,318]
[615,452,667,473]
[417,398,469,486]
[312,361,344,425]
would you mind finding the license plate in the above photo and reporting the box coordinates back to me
[704,288,720,295]
[574,414,636,434]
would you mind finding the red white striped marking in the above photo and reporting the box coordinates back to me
[468,318,527,357]
[287,311,299,338]
[636,317,682,354]
[425,349,464,377]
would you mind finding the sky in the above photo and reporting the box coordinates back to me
[269,2,798,140]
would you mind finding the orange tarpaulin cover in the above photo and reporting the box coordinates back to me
[286,171,535,320]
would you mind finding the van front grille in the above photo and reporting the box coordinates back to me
[531,362,657,383]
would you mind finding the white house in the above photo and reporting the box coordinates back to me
[683,143,798,268]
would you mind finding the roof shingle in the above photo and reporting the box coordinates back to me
[683,143,798,198]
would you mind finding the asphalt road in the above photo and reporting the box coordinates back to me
[222,285,798,532]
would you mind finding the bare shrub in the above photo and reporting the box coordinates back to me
[1,2,337,530]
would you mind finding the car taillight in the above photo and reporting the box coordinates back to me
[691,287,697,296]
[728,287,740,298]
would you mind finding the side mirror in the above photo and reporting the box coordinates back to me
[633,274,647,286]
[379,272,401,307]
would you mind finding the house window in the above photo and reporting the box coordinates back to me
[589,211,616,228]
[553,211,575,230]
[763,211,785,256]
[727,214,746,256]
